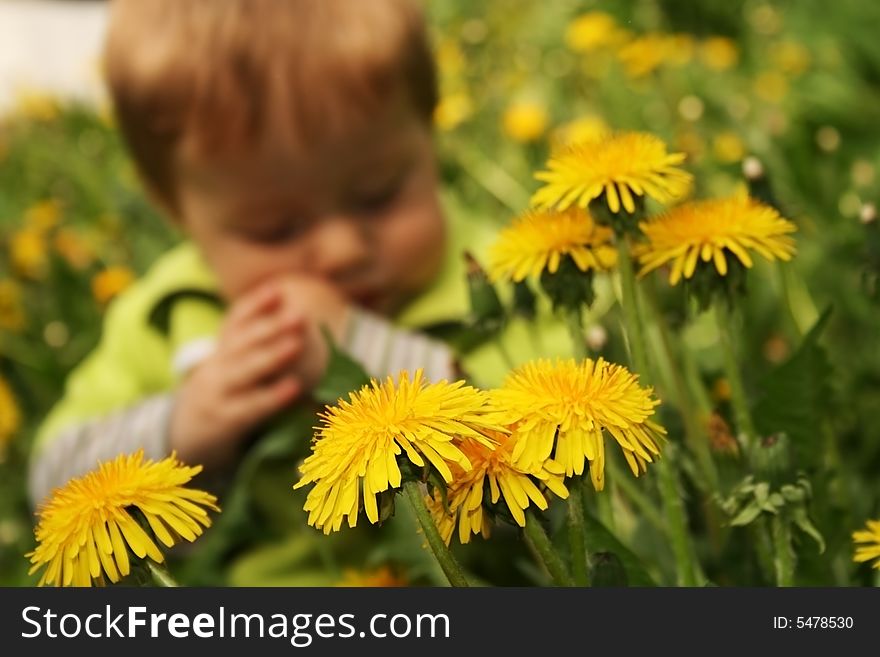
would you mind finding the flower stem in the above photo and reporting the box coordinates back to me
[615,236,650,376]
[566,485,590,586]
[524,510,575,586]
[147,560,179,587]
[771,515,795,587]
[403,481,470,587]
[565,310,587,359]
[616,236,701,587]
[714,302,758,450]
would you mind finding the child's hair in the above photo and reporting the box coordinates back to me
[104,0,438,214]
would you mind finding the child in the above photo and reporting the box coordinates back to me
[28,0,571,584]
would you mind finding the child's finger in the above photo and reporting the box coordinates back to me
[224,280,282,328]
[224,311,304,357]
[224,335,303,391]
[227,377,301,427]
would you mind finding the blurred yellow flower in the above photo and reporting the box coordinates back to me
[91,266,135,304]
[853,519,880,569]
[0,279,26,332]
[337,566,408,587]
[427,432,568,545]
[54,229,96,270]
[617,34,669,78]
[502,101,548,143]
[551,115,609,152]
[488,207,617,283]
[434,92,473,131]
[24,200,62,233]
[14,88,60,122]
[0,375,22,450]
[436,39,466,78]
[638,193,797,285]
[712,131,746,163]
[294,370,504,534]
[533,131,692,214]
[491,358,666,490]
[27,450,219,587]
[754,71,789,104]
[700,37,739,71]
[10,228,48,279]
[665,34,696,67]
[771,41,811,76]
[565,12,627,53]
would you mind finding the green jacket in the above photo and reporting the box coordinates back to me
[32,196,576,585]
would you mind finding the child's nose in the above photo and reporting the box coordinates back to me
[311,215,372,277]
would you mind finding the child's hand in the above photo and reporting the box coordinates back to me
[274,274,352,391]
[168,282,305,468]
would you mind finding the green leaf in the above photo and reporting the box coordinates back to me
[753,307,834,469]
[582,512,657,586]
[313,327,372,405]
[790,507,826,553]
[729,502,764,527]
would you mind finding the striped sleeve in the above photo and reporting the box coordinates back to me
[344,307,456,382]
[28,394,175,509]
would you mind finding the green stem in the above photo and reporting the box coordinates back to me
[750,520,776,584]
[147,560,179,587]
[771,515,795,587]
[714,303,758,450]
[777,262,803,340]
[643,279,719,492]
[617,237,701,587]
[565,310,587,359]
[403,481,469,587]
[523,511,575,586]
[566,486,590,586]
[607,457,666,532]
[615,237,650,376]
[595,483,616,534]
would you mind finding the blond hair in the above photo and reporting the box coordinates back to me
[105,0,437,213]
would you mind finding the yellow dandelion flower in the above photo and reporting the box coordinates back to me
[754,71,789,104]
[0,279,26,332]
[488,207,617,283]
[700,37,739,71]
[712,131,746,163]
[0,376,22,450]
[337,566,408,587]
[91,266,135,305]
[853,519,880,569]
[24,200,62,233]
[14,88,60,122]
[54,228,96,270]
[617,34,670,78]
[637,193,797,285]
[770,41,811,77]
[434,92,473,131]
[502,101,548,143]
[565,12,627,53]
[294,370,505,534]
[428,432,568,545]
[665,34,696,67]
[532,131,693,214]
[492,358,666,490]
[27,450,219,587]
[10,227,48,279]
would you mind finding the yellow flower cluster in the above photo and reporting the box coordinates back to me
[295,361,664,543]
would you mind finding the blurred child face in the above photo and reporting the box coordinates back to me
[174,99,445,315]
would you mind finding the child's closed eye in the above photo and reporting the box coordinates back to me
[349,172,408,216]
